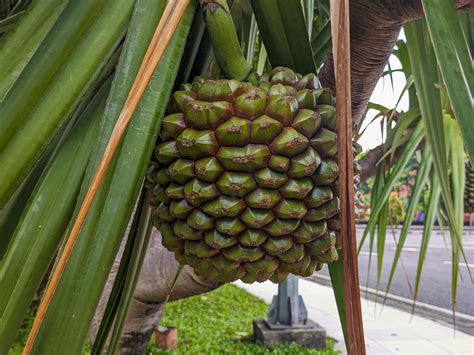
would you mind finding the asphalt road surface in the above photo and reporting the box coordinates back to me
[319,225,474,316]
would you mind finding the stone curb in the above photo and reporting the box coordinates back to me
[307,274,474,336]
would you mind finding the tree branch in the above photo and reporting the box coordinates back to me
[319,0,473,126]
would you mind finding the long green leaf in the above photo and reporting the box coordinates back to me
[327,254,347,346]
[0,0,129,208]
[0,79,109,353]
[30,3,196,353]
[0,0,68,98]
[447,115,467,317]
[250,0,316,74]
[422,0,474,163]
[0,0,106,149]
[405,21,470,279]
[376,200,389,293]
[91,190,147,355]
[359,119,424,251]
[312,20,331,68]
[107,202,153,354]
[412,172,441,309]
[384,148,432,301]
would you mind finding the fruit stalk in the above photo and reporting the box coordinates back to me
[199,0,253,80]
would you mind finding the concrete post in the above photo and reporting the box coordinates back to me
[252,275,327,349]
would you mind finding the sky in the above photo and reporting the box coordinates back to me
[357,33,410,151]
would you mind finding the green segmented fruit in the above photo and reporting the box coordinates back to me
[292,221,327,243]
[245,188,281,209]
[251,115,283,144]
[185,254,213,270]
[165,183,184,200]
[314,247,338,263]
[274,200,307,219]
[278,244,305,263]
[292,109,321,138]
[173,221,202,240]
[241,273,259,284]
[317,105,336,130]
[215,267,246,282]
[168,159,195,184]
[305,232,337,256]
[279,254,311,273]
[255,168,288,188]
[215,218,247,236]
[194,266,220,280]
[160,113,186,140]
[155,141,179,164]
[270,128,309,157]
[217,144,271,172]
[234,88,267,119]
[212,254,241,271]
[183,99,233,130]
[174,252,187,265]
[160,223,183,249]
[149,67,340,283]
[312,159,338,185]
[155,203,175,223]
[215,116,251,146]
[294,257,320,277]
[176,129,219,160]
[268,155,290,172]
[197,78,242,101]
[305,186,333,208]
[240,208,275,228]
[187,209,214,231]
[310,127,338,158]
[265,95,299,126]
[169,200,193,219]
[145,162,160,186]
[185,240,220,258]
[149,185,169,205]
[262,235,294,255]
[268,84,297,96]
[194,157,224,182]
[264,218,300,236]
[183,178,220,206]
[223,244,265,262]
[216,172,256,197]
[295,89,318,109]
[244,255,279,275]
[239,229,268,246]
[279,178,313,199]
[201,195,245,217]
[155,168,171,186]
[288,147,321,178]
[204,230,238,249]
[270,271,290,283]
[306,197,340,222]
[327,217,341,231]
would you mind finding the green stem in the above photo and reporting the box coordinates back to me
[200,0,253,80]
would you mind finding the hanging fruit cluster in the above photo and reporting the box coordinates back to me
[146,67,341,283]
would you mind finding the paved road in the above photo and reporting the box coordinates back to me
[320,225,474,316]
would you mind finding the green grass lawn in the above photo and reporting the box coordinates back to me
[148,284,338,354]
[10,284,337,354]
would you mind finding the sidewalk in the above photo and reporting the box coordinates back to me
[235,279,474,354]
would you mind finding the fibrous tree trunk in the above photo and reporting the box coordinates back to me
[92,1,474,353]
